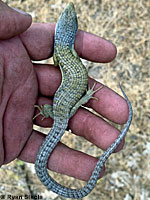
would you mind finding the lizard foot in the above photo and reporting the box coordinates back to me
[33,104,54,120]
[85,82,103,101]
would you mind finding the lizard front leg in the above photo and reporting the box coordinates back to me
[33,104,54,120]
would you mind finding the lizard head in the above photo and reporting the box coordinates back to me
[55,3,78,47]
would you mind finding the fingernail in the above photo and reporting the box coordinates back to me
[11,7,31,16]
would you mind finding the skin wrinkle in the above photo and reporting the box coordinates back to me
[0,36,37,164]
[20,23,55,60]
[75,30,117,63]
[61,146,74,175]
[72,154,99,181]
[0,1,31,39]
[55,144,70,173]
[0,11,12,37]
[82,112,107,149]
[4,75,37,163]
[2,38,32,87]
[71,154,89,180]
[73,156,83,179]
[0,57,4,103]
[34,64,61,96]
[82,113,100,143]
[0,56,4,163]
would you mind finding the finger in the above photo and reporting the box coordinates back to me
[34,64,61,97]
[86,78,129,124]
[18,130,105,181]
[34,64,129,124]
[20,23,116,62]
[0,1,32,39]
[75,30,117,62]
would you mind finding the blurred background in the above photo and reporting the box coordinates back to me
[0,0,150,199]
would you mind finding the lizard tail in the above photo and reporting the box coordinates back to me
[35,86,132,199]
[35,118,69,188]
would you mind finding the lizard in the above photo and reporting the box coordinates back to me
[34,2,133,199]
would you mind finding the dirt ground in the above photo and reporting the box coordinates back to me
[0,0,150,200]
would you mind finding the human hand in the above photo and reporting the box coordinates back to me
[0,0,129,182]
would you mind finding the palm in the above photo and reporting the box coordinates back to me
[0,36,38,164]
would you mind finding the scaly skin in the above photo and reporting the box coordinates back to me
[35,3,133,199]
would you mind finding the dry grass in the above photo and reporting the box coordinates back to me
[1,0,150,199]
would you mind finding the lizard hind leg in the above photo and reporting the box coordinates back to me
[86,82,103,101]
[69,82,103,117]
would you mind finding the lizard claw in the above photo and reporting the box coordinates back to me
[33,105,45,120]
[33,104,54,120]
[86,82,103,101]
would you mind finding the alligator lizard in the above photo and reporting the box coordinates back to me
[34,2,132,198]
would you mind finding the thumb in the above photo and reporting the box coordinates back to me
[0,0,32,39]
